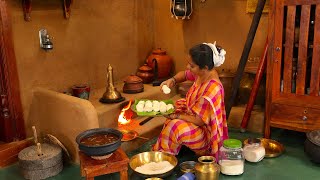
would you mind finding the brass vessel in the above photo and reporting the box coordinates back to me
[129,151,178,178]
[195,156,220,180]
[100,64,125,103]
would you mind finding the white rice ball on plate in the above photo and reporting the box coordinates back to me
[137,100,145,106]
[166,104,174,111]
[145,100,153,108]
[136,103,144,112]
[144,106,153,112]
[144,101,153,112]
[160,103,167,113]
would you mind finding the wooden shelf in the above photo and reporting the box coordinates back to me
[22,0,73,21]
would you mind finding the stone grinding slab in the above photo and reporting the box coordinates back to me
[18,143,63,179]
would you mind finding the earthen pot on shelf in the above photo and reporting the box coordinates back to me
[136,64,154,84]
[123,75,144,94]
[146,48,173,79]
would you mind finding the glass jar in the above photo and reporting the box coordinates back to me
[243,138,265,163]
[219,139,244,175]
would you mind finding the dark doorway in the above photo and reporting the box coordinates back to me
[0,1,25,142]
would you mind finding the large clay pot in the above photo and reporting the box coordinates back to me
[146,48,173,79]
[123,75,144,94]
[136,64,154,84]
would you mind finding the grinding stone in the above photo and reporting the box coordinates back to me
[20,162,63,180]
[18,143,63,179]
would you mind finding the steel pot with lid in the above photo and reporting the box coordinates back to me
[304,129,320,163]
[123,75,144,94]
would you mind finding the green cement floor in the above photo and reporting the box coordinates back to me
[1,128,319,180]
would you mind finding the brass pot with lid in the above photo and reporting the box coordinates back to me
[123,75,144,94]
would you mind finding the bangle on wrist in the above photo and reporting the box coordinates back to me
[171,77,177,86]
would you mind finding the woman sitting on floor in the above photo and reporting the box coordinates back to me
[153,42,229,160]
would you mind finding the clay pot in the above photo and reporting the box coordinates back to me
[72,84,90,100]
[123,75,144,94]
[146,48,173,79]
[76,128,122,156]
[136,64,154,84]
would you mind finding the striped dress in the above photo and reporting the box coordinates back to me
[152,70,228,160]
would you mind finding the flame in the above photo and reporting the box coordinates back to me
[118,100,133,125]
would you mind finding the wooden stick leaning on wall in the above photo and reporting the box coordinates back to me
[240,39,268,132]
[226,0,267,119]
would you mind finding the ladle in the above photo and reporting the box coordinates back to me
[120,129,149,141]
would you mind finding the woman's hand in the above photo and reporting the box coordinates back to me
[160,78,176,92]
[164,113,180,120]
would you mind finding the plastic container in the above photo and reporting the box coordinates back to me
[243,138,265,162]
[219,139,244,175]
[177,172,195,180]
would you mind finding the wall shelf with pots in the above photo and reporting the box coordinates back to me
[22,0,73,21]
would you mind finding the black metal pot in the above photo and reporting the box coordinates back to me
[76,128,123,156]
[304,130,320,163]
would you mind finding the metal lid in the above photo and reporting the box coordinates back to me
[223,139,242,149]
[306,130,320,146]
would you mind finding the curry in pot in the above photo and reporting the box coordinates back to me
[80,133,119,146]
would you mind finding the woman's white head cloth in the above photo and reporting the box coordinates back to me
[203,41,226,67]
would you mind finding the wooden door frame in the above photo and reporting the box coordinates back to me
[0,0,25,142]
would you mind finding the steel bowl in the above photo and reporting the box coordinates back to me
[179,161,196,173]
[243,138,285,158]
[129,151,178,178]
[75,128,122,156]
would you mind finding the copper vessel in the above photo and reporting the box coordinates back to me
[136,64,154,84]
[123,75,144,94]
[194,156,220,180]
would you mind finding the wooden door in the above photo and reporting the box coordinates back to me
[0,1,25,142]
[265,0,320,138]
